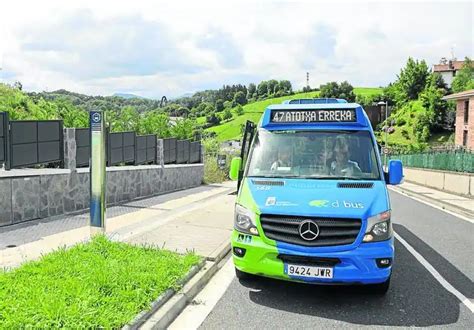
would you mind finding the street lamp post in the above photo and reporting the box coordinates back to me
[378,101,389,167]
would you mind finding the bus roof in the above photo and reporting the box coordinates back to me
[259,102,372,130]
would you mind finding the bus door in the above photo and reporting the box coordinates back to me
[238,120,256,190]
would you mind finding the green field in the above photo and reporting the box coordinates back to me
[206,87,383,141]
[0,236,200,328]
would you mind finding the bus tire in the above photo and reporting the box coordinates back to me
[235,267,253,280]
[368,277,391,295]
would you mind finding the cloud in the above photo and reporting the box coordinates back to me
[0,0,472,97]
[20,10,203,79]
[197,29,244,68]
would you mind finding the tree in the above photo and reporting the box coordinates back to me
[266,80,278,96]
[222,108,232,120]
[319,81,355,102]
[279,80,292,94]
[112,106,139,132]
[140,111,171,137]
[247,83,256,99]
[206,112,220,125]
[171,118,196,139]
[215,99,225,112]
[338,81,356,102]
[13,81,23,91]
[257,81,268,97]
[451,57,474,93]
[394,57,430,102]
[420,73,449,131]
[235,104,244,116]
[204,103,215,116]
[233,91,247,105]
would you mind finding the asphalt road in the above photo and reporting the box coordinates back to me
[198,190,474,329]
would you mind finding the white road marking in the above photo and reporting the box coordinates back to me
[389,187,474,224]
[394,232,474,313]
[169,258,235,330]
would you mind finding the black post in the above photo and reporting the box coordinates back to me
[3,112,11,170]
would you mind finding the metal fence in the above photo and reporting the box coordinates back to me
[0,112,202,170]
[9,120,64,169]
[389,149,474,173]
[135,134,157,165]
[75,128,90,167]
[163,138,177,164]
[107,131,136,166]
[176,139,191,164]
[0,112,8,168]
[190,141,201,163]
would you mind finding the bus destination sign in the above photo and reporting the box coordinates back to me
[270,109,356,123]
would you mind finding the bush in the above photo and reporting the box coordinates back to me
[235,105,244,116]
[401,129,410,139]
[396,117,406,126]
[222,108,232,121]
[203,155,227,183]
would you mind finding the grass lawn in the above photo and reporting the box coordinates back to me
[206,87,383,141]
[0,236,201,328]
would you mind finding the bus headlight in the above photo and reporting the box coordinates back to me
[235,204,259,235]
[363,211,392,242]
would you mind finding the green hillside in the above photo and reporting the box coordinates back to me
[206,87,382,141]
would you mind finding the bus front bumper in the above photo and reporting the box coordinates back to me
[231,230,394,285]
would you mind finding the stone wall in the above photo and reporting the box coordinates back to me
[0,164,203,227]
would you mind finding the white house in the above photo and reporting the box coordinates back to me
[433,58,465,87]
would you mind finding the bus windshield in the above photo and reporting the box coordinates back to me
[246,130,381,180]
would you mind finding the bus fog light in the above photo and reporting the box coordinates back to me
[233,247,246,257]
[376,258,392,268]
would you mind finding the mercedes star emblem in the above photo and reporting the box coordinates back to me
[298,220,320,241]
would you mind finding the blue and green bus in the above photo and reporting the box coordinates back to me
[229,98,403,294]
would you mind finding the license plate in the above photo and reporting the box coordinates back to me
[285,264,333,279]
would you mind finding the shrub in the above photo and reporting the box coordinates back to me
[396,117,406,126]
[401,129,410,140]
[203,155,227,184]
[235,105,244,116]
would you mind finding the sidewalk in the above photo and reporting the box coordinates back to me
[0,181,236,269]
[389,181,474,219]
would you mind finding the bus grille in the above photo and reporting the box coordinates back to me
[259,214,362,247]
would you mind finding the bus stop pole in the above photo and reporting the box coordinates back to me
[89,110,106,235]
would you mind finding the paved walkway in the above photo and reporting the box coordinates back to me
[0,182,236,269]
[390,181,473,218]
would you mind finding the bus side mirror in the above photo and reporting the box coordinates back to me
[386,160,403,185]
[229,157,242,181]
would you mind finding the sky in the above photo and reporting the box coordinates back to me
[0,0,472,98]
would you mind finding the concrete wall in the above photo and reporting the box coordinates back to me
[403,167,473,196]
[0,164,203,227]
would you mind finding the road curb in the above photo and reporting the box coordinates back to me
[122,259,206,330]
[389,185,473,219]
[124,243,232,329]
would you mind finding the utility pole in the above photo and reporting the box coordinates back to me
[306,72,310,89]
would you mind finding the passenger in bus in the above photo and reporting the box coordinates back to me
[271,145,292,171]
[329,136,362,176]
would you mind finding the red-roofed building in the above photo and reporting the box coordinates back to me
[433,58,465,87]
